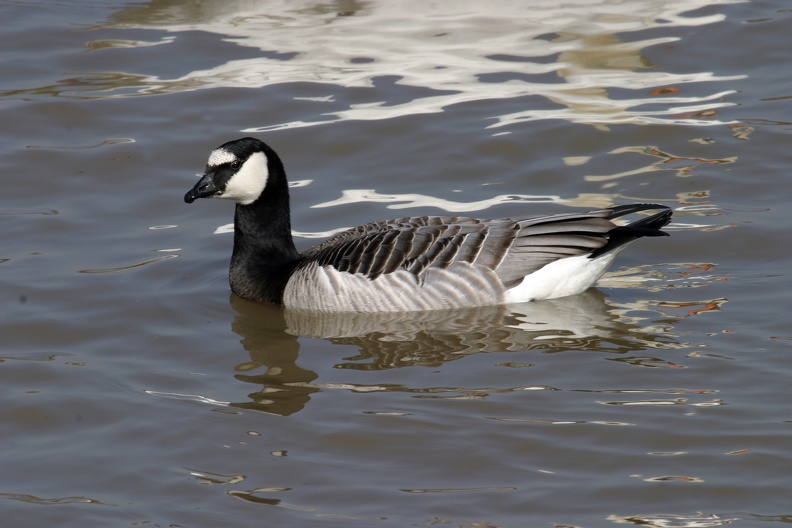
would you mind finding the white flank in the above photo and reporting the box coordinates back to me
[207,148,236,167]
[505,249,628,303]
[284,263,506,313]
[219,151,269,205]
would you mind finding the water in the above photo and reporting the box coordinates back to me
[2,1,792,527]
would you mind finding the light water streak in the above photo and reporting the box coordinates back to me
[26,0,748,129]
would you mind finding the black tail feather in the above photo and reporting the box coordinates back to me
[589,204,672,258]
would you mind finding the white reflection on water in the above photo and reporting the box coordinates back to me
[88,0,746,128]
[209,190,643,238]
[311,189,564,211]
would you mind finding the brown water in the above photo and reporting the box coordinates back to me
[3,1,792,527]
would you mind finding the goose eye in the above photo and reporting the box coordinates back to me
[230,160,242,170]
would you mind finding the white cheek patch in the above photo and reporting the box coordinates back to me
[219,151,268,205]
[207,148,237,167]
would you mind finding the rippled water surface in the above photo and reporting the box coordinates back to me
[3,1,792,527]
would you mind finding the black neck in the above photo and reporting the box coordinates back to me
[229,179,301,304]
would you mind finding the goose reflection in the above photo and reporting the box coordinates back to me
[227,299,315,416]
[226,290,678,415]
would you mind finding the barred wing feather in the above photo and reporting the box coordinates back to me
[298,210,625,288]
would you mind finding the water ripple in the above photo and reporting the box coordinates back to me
[311,189,565,212]
[0,492,111,506]
[14,0,747,129]
[78,254,178,274]
[24,138,134,150]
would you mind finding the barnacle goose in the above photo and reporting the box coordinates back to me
[185,137,671,312]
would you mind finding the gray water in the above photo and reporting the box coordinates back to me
[2,1,792,527]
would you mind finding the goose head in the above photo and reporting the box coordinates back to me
[184,137,282,206]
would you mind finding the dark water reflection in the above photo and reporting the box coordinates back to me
[227,290,687,415]
[227,297,317,416]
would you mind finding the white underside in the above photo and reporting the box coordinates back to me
[283,246,630,313]
[505,249,626,303]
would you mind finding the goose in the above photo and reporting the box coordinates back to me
[184,137,672,313]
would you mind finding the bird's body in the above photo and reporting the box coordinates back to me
[185,137,672,313]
